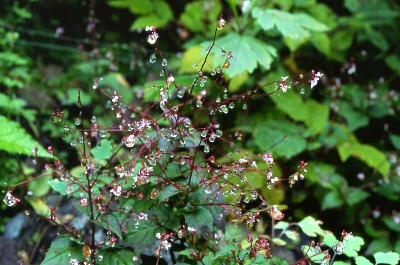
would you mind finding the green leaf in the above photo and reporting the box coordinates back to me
[179,45,214,74]
[48,179,80,197]
[374,252,400,265]
[253,119,307,159]
[345,188,369,206]
[323,232,338,247]
[305,100,329,134]
[180,0,222,32]
[101,249,139,265]
[385,55,400,74]
[322,191,343,210]
[337,142,390,177]
[91,140,113,161]
[184,206,213,229]
[355,256,374,265]
[389,134,400,150]
[28,175,52,197]
[343,236,364,257]
[95,214,122,239]
[297,216,324,237]
[270,92,329,134]
[270,91,306,121]
[252,8,328,40]
[130,0,172,30]
[27,197,50,217]
[0,115,51,158]
[40,236,82,265]
[125,220,162,247]
[213,33,276,77]
[157,185,180,201]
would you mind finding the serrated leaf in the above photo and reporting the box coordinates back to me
[91,140,112,160]
[298,216,324,237]
[343,236,364,257]
[374,252,400,265]
[0,115,51,158]
[213,33,276,77]
[40,236,82,265]
[252,8,327,40]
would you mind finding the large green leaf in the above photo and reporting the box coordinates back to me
[297,216,324,237]
[184,206,213,229]
[0,115,51,158]
[338,142,390,177]
[40,236,82,265]
[270,91,329,135]
[252,8,328,40]
[213,33,276,77]
[253,119,307,159]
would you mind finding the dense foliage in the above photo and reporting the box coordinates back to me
[0,0,399,264]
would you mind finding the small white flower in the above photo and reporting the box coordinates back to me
[69,258,79,265]
[110,185,122,197]
[310,70,323,89]
[263,153,274,164]
[279,76,289,92]
[187,227,197,233]
[147,31,159,45]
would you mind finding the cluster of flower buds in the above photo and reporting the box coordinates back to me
[105,231,117,247]
[310,70,324,89]
[268,204,284,221]
[145,26,158,45]
[155,232,173,256]
[3,191,20,207]
[279,76,290,92]
[245,212,260,228]
[110,184,122,197]
[288,160,308,187]
[249,235,271,257]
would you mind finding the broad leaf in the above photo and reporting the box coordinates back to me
[213,33,276,77]
[298,216,324,237]
[184,206,213,229]
[125,220,162,247]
